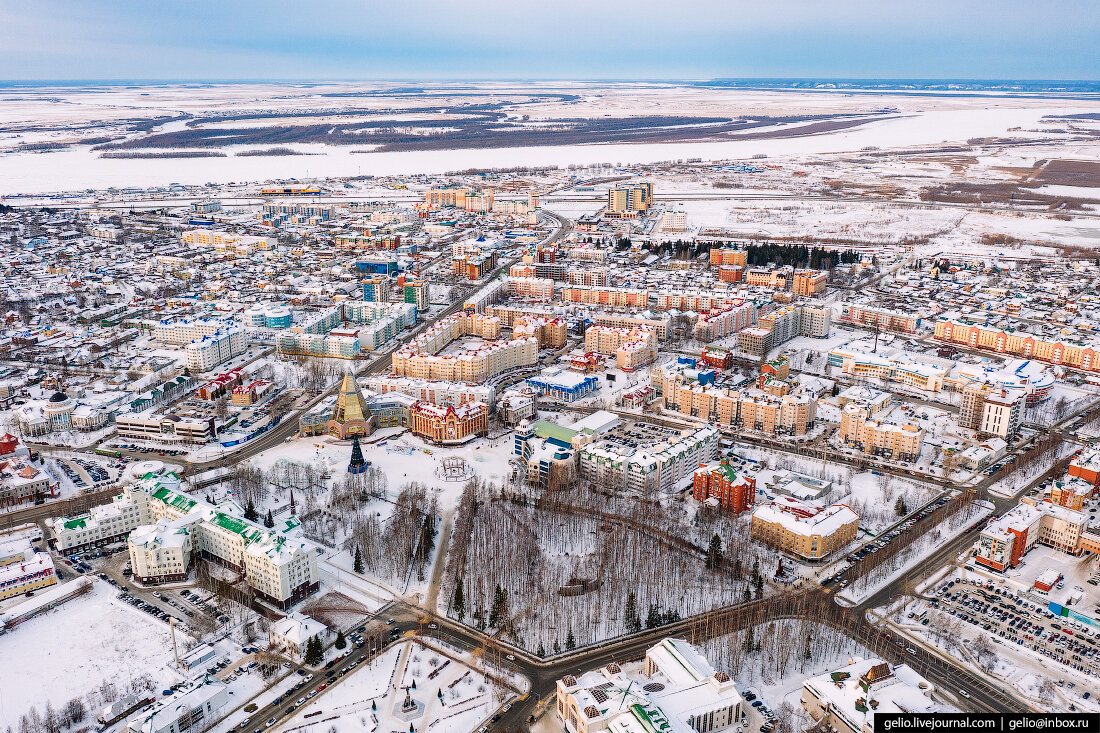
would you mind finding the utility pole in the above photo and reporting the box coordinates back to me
[170,615,182,670]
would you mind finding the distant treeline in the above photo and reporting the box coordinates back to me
[712,242,861,269]
[235,147,313,157]
[90,112,874,154]
[99,150,226,159]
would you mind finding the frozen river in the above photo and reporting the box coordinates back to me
[0,107,1084,195]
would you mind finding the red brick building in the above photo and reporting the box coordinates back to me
[692,461,756,515]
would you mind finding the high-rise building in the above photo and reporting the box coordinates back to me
[362,274,390,302]
[606,182,653,213]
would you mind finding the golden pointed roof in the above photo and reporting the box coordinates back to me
[333,372,368,424]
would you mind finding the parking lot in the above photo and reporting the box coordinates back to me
[922,576,1100,683]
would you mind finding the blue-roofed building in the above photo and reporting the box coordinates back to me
[526,367,600,403]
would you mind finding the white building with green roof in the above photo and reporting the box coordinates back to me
[51,471,318,608]
[556,637,743,733]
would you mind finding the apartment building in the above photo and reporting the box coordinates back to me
[513,315,568,348]
[361,274,390,302]
[654,290,747,313]
[693,461,756,514]
[693,301,757,342]
[579,425,718,494]
[0,552,57,601]
[606,182,653,213]
[556,638,742,733]
[976,499,1100,572]
[959,382,1024,438]
[361,375,493,409]
[750,497,859,560]
[184,327,245,373]
[935,319,1100,372]
[793,269,828,296]
[709,247,748,267]
[276,332,361,359]
[583,326,658,371]
[838,403,923,462]
[739,304,829,356]
[561,285,650,308]
[391,312,538,383]
[840,304,920,334]
[403,280,430,311]
[508,276,555,302]
[979,389,1025,439]
[154,317,234,346]
[423,187,469,209]
[566,268,608,287]
[662,379,817,437]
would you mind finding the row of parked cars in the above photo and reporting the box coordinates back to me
[117,592,173,622]
[825,495,957,586]
[114,444,187,456]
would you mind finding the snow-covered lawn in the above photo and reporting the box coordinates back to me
[0,580,184,729]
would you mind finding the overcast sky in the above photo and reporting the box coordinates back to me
[1,0,1096,81]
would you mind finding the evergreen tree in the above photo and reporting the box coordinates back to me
[624,592,641,633]
[536,643,546,657]
[335,629,346,650]
[706,534,723,569]
[452,576,466,620]
[646,604,661,629]
[264,510,274,528]
[894,496,908,517]
[742,626,755,654]
[304,635,323,666]
[353,545,364,574]
[732,557,743,580]
[565,629,576,650]
[489,584,507,627]
[244,499,258,522]
[553,640,561,654]
[754,574,764,599]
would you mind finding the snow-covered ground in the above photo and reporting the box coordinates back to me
[838,500,994,605]
[275,638,521,733]
[0,580,185,730]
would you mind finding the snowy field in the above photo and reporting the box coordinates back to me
[0,580,184,730]
[3,80,1098,194]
